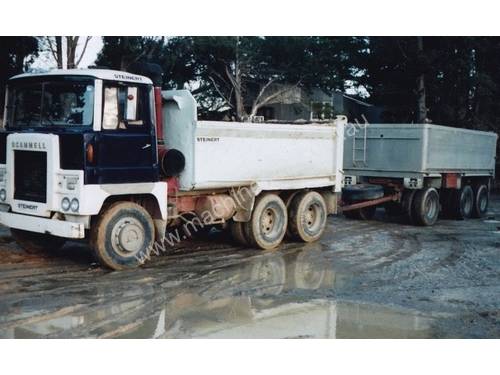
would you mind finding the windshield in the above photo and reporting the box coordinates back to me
[5,79,94,128]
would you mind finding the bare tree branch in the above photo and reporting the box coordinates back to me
[252,78,276,109]
[45,37,58,62]
[209,76,234,109]
[250,81,301,118]
[75,36,92,67]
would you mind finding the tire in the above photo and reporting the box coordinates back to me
[401,189,417,224]
[90,201,155,270]
[411,187,440,226]
[229,220,249,246]
[11,228,66,254]
[342,184,384,202]
[288,191,327,242]
[244,193,287,251]
[451,185,474,220]
[472,184,489,218]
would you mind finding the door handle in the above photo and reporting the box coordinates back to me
[142,143,151,149]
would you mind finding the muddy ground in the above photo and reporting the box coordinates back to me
[0,197,499,339]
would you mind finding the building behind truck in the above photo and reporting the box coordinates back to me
[0,67,345,270]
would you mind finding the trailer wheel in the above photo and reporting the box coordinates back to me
[11,229,66,254]
[90,202,155,270]
[472,184,489,218]
[244,193,287,251]
[452,185,474,220]
[229,220,250,246]
[288,191,327,242]
[401,189,417,224]
[412,187,440,226]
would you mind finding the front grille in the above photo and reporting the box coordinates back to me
[14,150,47,203]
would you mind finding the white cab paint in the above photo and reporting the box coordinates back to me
[0,211,84,238]
[10,69,153,85]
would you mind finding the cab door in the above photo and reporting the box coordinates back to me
[91,82,158,184]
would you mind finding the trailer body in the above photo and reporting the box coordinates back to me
[341,123,497,226]
[344,123,497,180]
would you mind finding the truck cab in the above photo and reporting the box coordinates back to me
[0,69,168,268]
[0,68,344,270]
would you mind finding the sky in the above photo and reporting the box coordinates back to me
[30,37,103,71]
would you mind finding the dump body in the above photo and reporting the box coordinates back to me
[343,123,497,178]
[163,90,345,192]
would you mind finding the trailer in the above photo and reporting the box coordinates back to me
[342,123,498,225]
[0,67,345,270]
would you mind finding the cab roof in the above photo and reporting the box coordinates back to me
[9,69,153,85]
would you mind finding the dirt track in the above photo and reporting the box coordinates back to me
[0,196,499,338]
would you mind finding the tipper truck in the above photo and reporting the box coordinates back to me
[342,123,497,225]
[0,67,345,269]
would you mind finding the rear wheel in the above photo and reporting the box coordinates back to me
[90,202,154,270]
[11,229,66,254]
[401,189,417,224]
[229,220,249,246]
[412,187,440,226]
[244,193,287,250]
[288,191,327,242]
[472,184,489,218]
[452,185,474,220]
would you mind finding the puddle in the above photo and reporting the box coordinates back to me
[0,244,435,339]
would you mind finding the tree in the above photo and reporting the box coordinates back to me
[363,36,500,133]
[188,36,364,120]
[96,36,164,71]
[0,36,39,119]
[416,36,427,123]
[44,36,93,69]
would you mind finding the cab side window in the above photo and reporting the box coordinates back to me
[102,84,146,130]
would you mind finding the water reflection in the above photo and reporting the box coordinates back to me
[0,243,434,338]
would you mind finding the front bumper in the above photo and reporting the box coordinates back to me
[0,211,85,239]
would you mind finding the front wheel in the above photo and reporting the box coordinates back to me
[11,228,66,254]
[90,202,155,270]
[412,187,440,226]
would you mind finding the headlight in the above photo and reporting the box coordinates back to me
[70,198,79,212]
[0,189,6,201]
[61,197,70,211]
[66,176,78,190]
